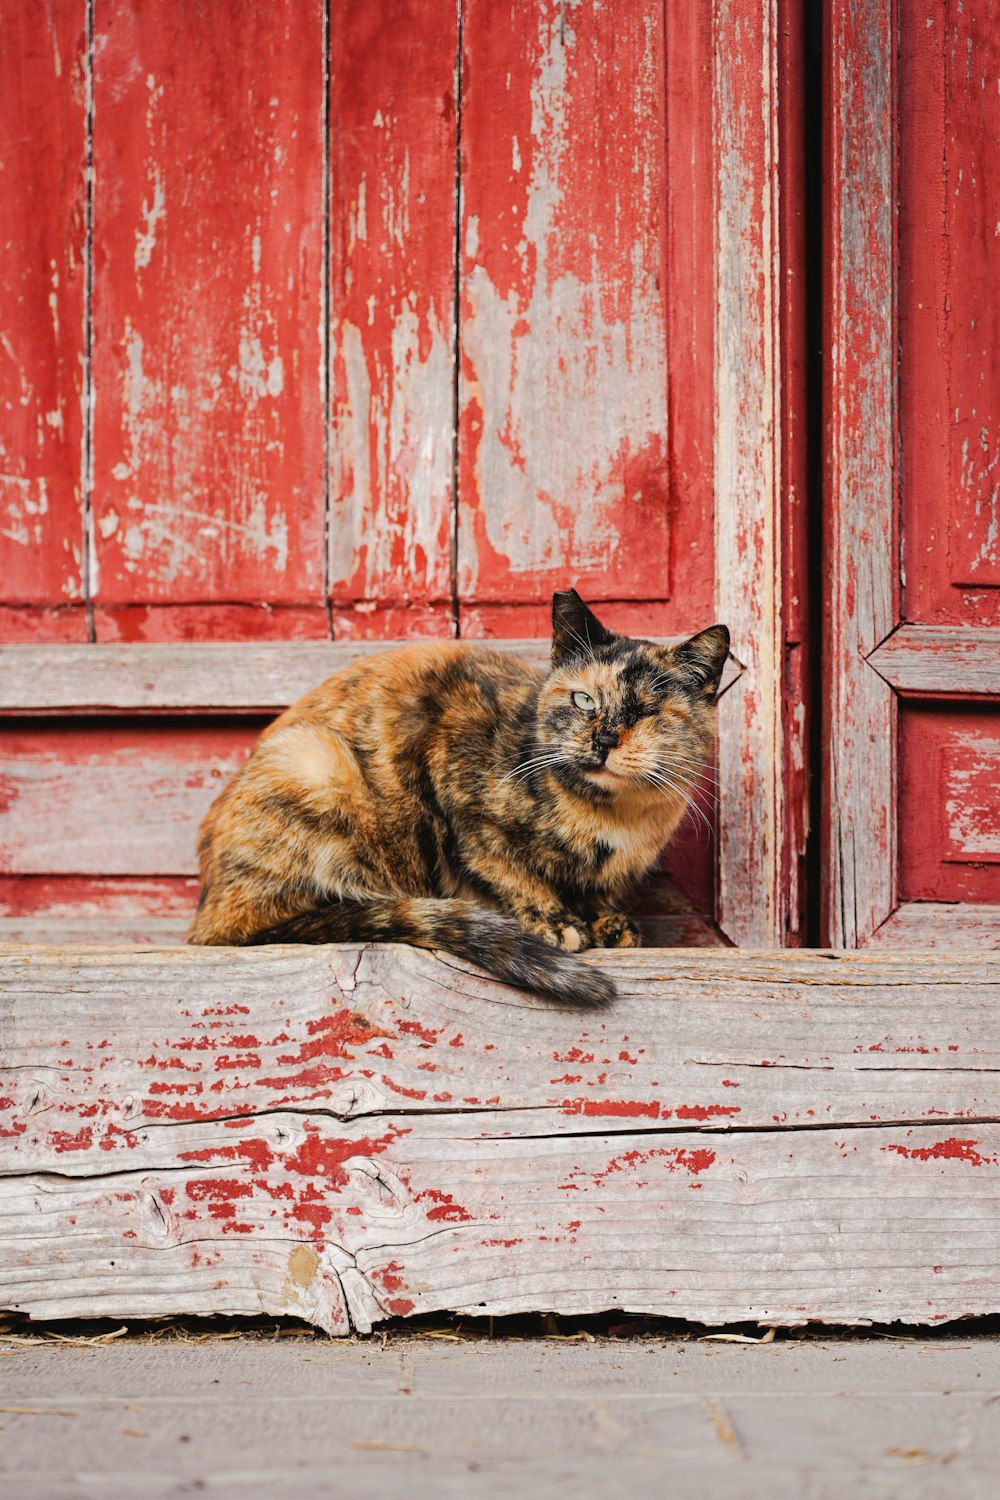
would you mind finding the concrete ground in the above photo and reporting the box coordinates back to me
[2,1331,999,1499]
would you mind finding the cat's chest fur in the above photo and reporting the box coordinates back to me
[547,785,683,891]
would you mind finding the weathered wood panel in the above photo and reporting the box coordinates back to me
[900,0,1000,616]
[2,947,999,1331]
[899,704,1000,904]
[89,0,326,631]
[866,902,1000,950]
[457,0,672,615]
[0,640,743,713]
[869,626,1000,697]
[0,2,87,637]
[822,0,897,945]
[328,0,458,640]
[0,722,255,875]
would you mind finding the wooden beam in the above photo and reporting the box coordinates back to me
[0,641,742,714]
[868,626,1000,697]
[822,0,898,945]
[2,945,998,1331]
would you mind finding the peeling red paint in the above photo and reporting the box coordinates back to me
[675,1104,741,1121]
[883,1137,996,1167]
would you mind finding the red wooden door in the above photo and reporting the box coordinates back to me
[824,0,1000,947]
[0,0,804,949]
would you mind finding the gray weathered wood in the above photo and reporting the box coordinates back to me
[0,641,742,714]
[823,0,898,946]
[868,625,1000,697]
[866,902,1000,950]
[2,945,999,1332]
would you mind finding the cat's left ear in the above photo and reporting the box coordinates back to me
[551,589,615,667]
[673,624,730,701]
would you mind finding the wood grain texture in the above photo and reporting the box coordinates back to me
[0,641,742,713]
[2,945,999,1331]
[869,626,1000,697]
[89,0,325,614]
[0,2,87,624]
[822,0,897,946]
[866,902,1000,950]
[327,1,458,634]
[713,0,785,948]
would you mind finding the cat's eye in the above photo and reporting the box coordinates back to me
[571,690,596,712]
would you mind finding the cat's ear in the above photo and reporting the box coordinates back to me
[672,624,730,701]
[551,589,614,666]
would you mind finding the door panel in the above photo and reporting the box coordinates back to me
[825,0,1000,947]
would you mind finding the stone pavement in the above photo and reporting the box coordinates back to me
[2,1331,999,1498]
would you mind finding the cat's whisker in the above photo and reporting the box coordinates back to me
[497,751,569,786]
[643,769,715,835]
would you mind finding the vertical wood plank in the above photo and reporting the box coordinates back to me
[89,0,325,634]
[822,0,897,945]
[457,0,672,617]
[0,2,88,639]
[713,0,786,947]
[327,1,459,641]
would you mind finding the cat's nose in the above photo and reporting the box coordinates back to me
[594,728,620,752]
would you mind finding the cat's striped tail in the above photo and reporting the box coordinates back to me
[242,897,616,1008]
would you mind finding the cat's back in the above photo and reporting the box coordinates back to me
[268,640,539,743]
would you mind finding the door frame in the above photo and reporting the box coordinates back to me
[713,0,809,947]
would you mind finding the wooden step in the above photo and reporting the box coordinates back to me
[2,945,997,1333]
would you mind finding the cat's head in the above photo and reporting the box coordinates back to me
[535,589,729,798]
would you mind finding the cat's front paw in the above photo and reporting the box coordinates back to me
[523,910,594,954]
[591,913,642,949]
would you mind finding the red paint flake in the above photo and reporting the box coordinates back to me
[398,1018,441,1045]
[618,1051,639,1064]
[553,1047,595,1064]
[381,1078,428,1101]
[562,1145,716,1191]
[433,1092,453,1103]
[49,1127,94,1152]
[386,1298,415,1316]
[277,1009,398,1070]
[214,1053,262,1071]
[414,1186,473,1223]
[374,1260,406,1293]
[482,1237,523,1248]
[674,1103,740,1121]
[883,1137,996,1167]
[562,1098,661,1119]
[449,1033,464,1048]
[346,1205,362,1216]
[201,1005,251,1017]
[721,1079,741,1088]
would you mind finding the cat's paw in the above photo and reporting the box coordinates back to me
[523,911,594,953]
[591,913,642,949]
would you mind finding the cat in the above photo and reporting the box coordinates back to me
[187,590,729,1006]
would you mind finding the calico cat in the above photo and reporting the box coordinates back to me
[187,590,729,1006]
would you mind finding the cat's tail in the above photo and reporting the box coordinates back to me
[242,897,617,1008]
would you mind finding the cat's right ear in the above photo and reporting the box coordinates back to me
[551,589,614,667]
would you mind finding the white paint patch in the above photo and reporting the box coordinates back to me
[135,170,166,271]
[330,303,452,598]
